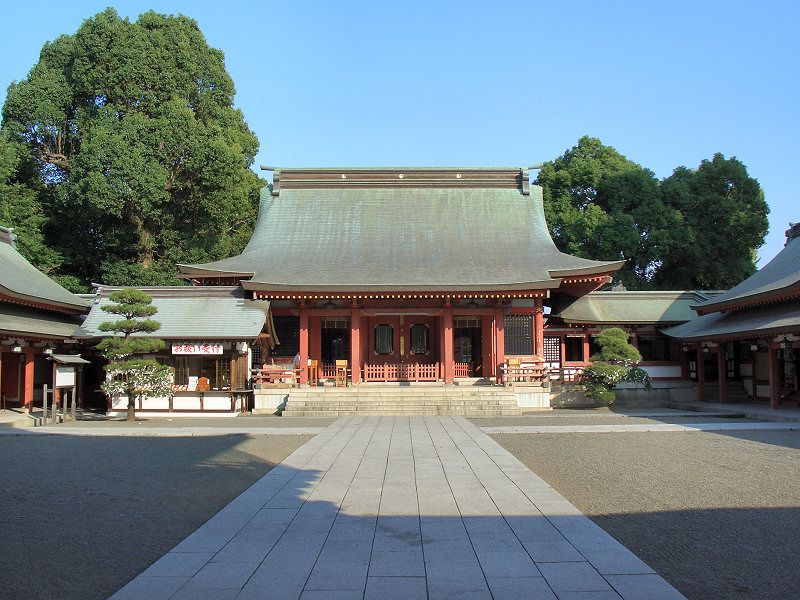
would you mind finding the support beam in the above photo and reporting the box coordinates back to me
[495,306,505,384]
[481,316,493,379]
[533,298,544,358]
[697,346,706,402]
[680,347,689,380]
[299,309,309,385]
[768,346,780,409]
[23,350,34,411]
[443,305,454,384]
[583,333,590,364]
[717,348,726,403]
[350,308,362,384]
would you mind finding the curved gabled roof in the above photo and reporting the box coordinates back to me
[554,290,720,325]
[694,235,800,315]
[0,227,89,312]
[179,169,622,292]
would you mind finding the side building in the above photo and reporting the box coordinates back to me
[74,286,275,416]
[665,222,800,408]
[0,226,89,410]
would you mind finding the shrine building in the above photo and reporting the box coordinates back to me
[177,167,624,390]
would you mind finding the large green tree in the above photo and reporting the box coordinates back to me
[536,136,678,289]
[1,8,263,288]
[653,153,769,289]
[536,137,768,290]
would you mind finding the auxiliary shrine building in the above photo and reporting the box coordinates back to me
[178,168,624,389]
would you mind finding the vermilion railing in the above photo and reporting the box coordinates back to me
[453,362,472,378]
[364,362,440,382]
[319,364,338,379]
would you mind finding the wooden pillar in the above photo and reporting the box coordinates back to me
[680,346,689,380]
[717,347,726,403]
[350,308,362,384]
[481,316,493,378]
[443,305,454,384]
[697,346,706,402]
[629,329,638,349]
[310,316,322,363]
[583,333,591,363]
[533,298,544,359]
[560,335,566,367]
[495,306,505,384]
[299,309,309,385]
[23,350,34,411]
[768,346,780,409]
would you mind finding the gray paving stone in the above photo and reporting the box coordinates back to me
[538,561,613,593]
[182,561,260,590]
[555,592,623,600]
[606,574,687,600]
[299,591,364,600]
[521,538,585,563]
[426,561,492,599]
[141,551,214,577]
[469,532,542,577]
[486,576,557,600]
[368,547,426,576]
[171,588,239,600]
[364,576,427,599]
[109,576,190,600]
[306,539,372,590]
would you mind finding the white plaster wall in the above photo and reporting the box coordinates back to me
[203,394,232,410]
[641,365,681,378]
[172,395,201,410]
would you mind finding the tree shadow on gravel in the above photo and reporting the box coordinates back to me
[0,432,307,600]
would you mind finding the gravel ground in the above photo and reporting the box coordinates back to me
[0,433,311,600]
[493,429,800,600]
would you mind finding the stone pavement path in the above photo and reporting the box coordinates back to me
[479,421,800,434]
[0,426,326,437]
[111,417,685,600]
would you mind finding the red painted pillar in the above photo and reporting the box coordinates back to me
[717,348,727,403]
[310,316,322,364]
[768,346,780,409]
[534,298,544,359]
[23,350,34,411]
[697,346,706,402]
[350,308,362,384]
[443,305,454,384]
[495,306,505,384]
[481,316,493,378]
[583,333,591,364]
[299,309,309,385]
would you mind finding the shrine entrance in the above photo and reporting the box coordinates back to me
[454,317,483,377]
[364,315,440,381]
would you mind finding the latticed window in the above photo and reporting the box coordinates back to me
[504,314,533,355]
[375,324,393,355]
[543,337,561,362]
[271,316,299,357]
[410,324,430,355]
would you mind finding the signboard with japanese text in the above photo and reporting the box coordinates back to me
[171,343,224,355]
[55,365,76,388]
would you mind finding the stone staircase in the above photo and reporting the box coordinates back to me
[704,381,751,403]
[282,386,521,417]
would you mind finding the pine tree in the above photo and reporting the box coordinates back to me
[97,288,172,421]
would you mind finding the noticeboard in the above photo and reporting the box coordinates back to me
[55,365,76,388]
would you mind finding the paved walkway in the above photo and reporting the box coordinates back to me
[111,416,684,600]
[480,421,800,434]
[0,426,325,437]
[673,401,800,422]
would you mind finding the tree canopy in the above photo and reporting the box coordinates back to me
[537,136,769,290]
[1,8,263,290]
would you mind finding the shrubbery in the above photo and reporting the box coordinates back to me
[582,328,652,405]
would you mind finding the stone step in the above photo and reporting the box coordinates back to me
[282,409,522,417]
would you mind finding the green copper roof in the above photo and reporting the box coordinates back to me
[694,235,800,314]
[0,304,83,338]
[664,301,800,341]
[74,286,269,340]
[553,291,719,325]
[179,184,622,292]
[0,227,89,312]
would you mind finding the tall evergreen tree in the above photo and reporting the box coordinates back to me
[1,8,263,288]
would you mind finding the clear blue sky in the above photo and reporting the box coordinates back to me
[1,1,797,265]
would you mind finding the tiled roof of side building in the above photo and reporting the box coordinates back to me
[664,301,800,341]
[693,232,800,314]
[552,290,720,325]
[74,286,271,340]
[0,227,90,312]
[178,169,623,292]
[0,304,84,338]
